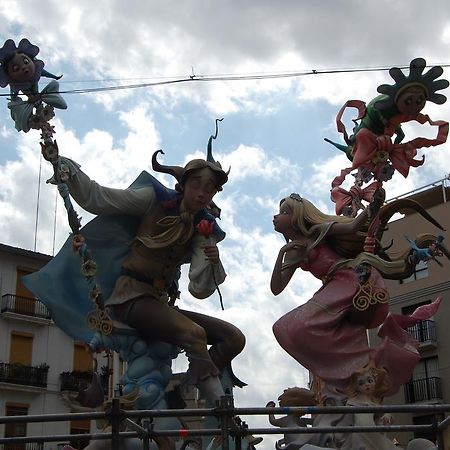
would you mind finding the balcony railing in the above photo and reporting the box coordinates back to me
[60,370,109,395]
[0,444,44,450]
[407,320,437,343]
[404,376,442,403]
[0,362,48,388]
[60,371,93,392]
[1,294,51,320]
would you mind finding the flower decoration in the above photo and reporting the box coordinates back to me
[40,124,56,141]
[354,167,373,185]
[0,38,44,93]
[375,58,449,110]
[29,114,42,130]
[41,105,55,121]
[371,150,389,165]
[72,234,86,253]
[377,163,395,182]
[89,285,101,301]
[81,259,97,277]
[196,219,214,238]
[40,140,59,163]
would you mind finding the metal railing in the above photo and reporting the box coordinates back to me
[0,444,44,450]
[405,376,442,403]
[60,371,109,395]
[386,175,450,203]
[0,362,48,388]
[407,320,437,343]
[1,294,51,320]
[1,398,450,450]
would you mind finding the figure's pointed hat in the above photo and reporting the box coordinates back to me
[152,118,229,190]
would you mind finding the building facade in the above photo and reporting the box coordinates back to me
[370,179,450,447]
[0,243,112,450]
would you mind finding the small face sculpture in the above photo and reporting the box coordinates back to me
[396,86,427,116]
[273,201,293,234]
[6,52,36,83]
[183,167,218,213]
[356,371,377,396]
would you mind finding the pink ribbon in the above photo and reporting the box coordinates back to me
[352,113,448,178]
[331,181,380,216]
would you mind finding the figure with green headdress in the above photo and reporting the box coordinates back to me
[326,58,449,219]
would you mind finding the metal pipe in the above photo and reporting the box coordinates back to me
[0,424,435,444]
[0,402,449,446]
[110,398,121,450]
[438,415,450,431]
[2,403,450,422]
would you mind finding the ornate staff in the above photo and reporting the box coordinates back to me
[0,38,112,335]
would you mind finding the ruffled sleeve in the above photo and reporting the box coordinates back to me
[188,232,226,299]
[61,157,156,216]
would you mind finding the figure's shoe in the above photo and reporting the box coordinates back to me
[248,436,263,446]
[197,375,226,405]
[221,363,247,388]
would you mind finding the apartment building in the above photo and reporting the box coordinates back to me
[370,178,450,447]
[0,243,112,450]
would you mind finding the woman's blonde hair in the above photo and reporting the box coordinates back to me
[280,195,450,280]
[283,196,353,237]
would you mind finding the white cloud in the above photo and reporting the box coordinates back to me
[1,3,450,448]
[222,145,301,184]
[0,104,161,254]
[3,0,450,116]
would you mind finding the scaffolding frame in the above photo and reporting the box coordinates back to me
[1,396,450,450]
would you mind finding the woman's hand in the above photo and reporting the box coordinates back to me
[280,241,308,267]
[271,240,308,295]
[377,413,393,426]
[280,240,306,253]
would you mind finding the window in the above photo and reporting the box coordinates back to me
[15,268,36,315]
[9,332,33,365]
[402,301,436,343]
[399,260,428,284]
[5,403,29,450]
[73,343,93,372]
[70,420,91,449]
[413,357,439,381]
[404,357,442,403]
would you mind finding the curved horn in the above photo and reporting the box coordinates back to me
[379,198,445,231]
[152,149,184,181]
[207,118,224,164]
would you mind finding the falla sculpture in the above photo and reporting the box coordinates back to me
[270,58,450,449]
[2,39,449,450]
[1,38,259,450]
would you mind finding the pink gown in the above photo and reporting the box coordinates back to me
[273,242,421,392]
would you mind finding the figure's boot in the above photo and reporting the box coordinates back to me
[198,375,263,447]
[197,375,226,406]
[220,363,247,393]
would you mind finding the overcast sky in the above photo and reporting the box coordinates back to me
[1,1,450,448]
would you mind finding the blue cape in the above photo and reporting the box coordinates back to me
[23,171,225,342]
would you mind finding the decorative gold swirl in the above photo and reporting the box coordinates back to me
[86,307,113,335]
[353,279,389,311]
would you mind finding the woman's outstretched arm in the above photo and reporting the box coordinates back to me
[326,187,385,236]
[325,207,370,236]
